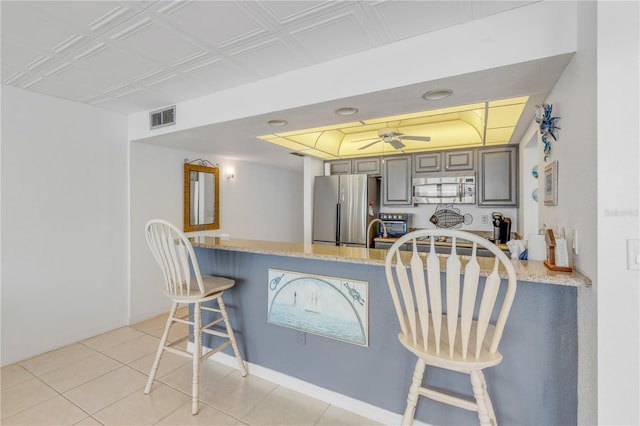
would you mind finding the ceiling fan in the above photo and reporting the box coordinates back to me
[354,127,431,150]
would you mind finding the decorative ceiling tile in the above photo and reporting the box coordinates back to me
[181,58,251,91]
[229,38,305,79]
[143,73,210,102]
[0,39,50,71]
[255,1,347,25]
[368,1,462,41]
[23,78,100,103]
[156,1,267,48]
[72,43,159,82]
[43,62,127,93]
[30,1,136,34]
[0,0,546,120]
[289,9,376,61]
[108,17,206,67]
[0,2,85,54]
[112,87,173,110]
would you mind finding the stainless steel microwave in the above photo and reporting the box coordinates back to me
[412,173,476,204]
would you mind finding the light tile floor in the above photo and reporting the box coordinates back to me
[1,309,381,425]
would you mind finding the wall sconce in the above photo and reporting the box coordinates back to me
[226,167,235,179]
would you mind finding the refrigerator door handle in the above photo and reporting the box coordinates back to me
[336,204,341,244]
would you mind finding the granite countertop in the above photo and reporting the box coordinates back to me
[190,236,591,288]
[373,236,511,251]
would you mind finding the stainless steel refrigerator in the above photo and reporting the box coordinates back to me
[312,174,379,247]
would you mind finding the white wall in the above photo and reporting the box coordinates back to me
[129,142,303,323]
[597,2,640,424]
[533,3,598,424]
[1,86,129,366]
[519,129,540,239]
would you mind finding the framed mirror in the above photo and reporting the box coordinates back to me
[184,160,219,232]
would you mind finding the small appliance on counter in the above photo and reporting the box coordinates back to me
[491,212,511,244]
[378,212,409,237]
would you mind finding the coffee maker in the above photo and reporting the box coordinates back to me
[491,212,511,244]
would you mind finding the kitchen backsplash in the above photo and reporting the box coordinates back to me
[379,204,518,233]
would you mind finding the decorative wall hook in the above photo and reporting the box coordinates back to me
[535,104,560,162]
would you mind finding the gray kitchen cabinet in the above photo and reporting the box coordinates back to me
[353,157,381,175]
[414,152,442,173]
[326,158,381,175]
[444,149,474,171]
[382,155,412,205]
[478,146,518,206]
[327,160,351,175]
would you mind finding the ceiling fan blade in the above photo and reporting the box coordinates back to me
[389,139,405,150]
[358,140,382,150]
[349,136,379,144]
[399,135,431,142]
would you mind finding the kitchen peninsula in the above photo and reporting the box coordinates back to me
[191,236,588,425]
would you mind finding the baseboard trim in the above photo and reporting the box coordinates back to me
[187,342,429,426]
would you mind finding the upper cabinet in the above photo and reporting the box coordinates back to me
[413,152,442,173]
[477,146,518,206]
[353,157,381,175]
[327,158,380,175]
[325,146,518,207]
[444,149,475,171]
[382,155,412,205]
[327,160,351,175]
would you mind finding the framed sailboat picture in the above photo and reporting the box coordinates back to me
[267,269,369,346]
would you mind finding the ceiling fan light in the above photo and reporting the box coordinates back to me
[268,119,288,126]
[334,107,359,116]
[422,89,453,100]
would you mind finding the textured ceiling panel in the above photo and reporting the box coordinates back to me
[229,37,305,78]
[180,58,251,91]
[2,0,537,114]
[289,9,376,61]
[1,0,551,170]
[158,1,266,48]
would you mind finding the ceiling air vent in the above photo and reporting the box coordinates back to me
[149,105,176,129]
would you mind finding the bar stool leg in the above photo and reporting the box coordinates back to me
[402,358,426,425]
[192,303,201,415]
[145,302,178,394]
[218,295,247,376]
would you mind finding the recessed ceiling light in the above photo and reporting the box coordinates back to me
[422,89,453,100]
[334,107,359,116]
[268,119,288,126]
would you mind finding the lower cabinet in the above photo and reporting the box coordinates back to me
[382,155,412,205]
[478,146,518,206]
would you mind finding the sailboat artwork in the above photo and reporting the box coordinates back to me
[267,269,369,347]
[305,287,322,313]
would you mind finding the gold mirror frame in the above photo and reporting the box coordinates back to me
[184,161,220,232]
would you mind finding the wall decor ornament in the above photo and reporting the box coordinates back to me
[267,269,369,346]
[535,103,561,162]
[544,161,558,206]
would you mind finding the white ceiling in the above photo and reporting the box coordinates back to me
[2,1,570,171]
